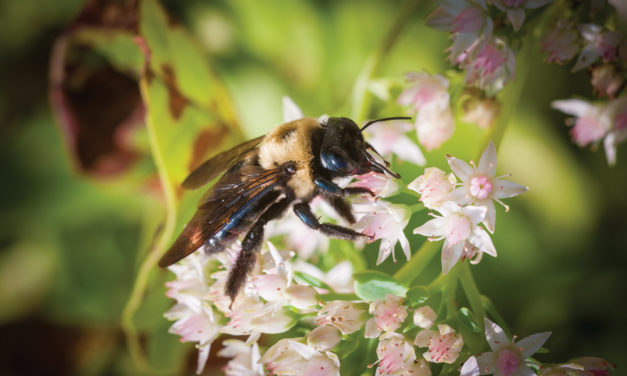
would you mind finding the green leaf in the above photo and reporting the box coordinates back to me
[293,271,332,291]
[353,270,407,301]
[406,285,430,306]
[458,307,481,333]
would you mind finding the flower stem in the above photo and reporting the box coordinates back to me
[459,262,485,323]
[350,0,421,123]
[394,240,439,284]
[121,77,179,371]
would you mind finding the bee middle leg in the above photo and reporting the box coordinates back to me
[314,177,375,198]
[226,196,292,303]
[293,202,371,241]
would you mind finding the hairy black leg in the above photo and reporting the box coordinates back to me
[293,202,371,240]
[327,196,356,224]
[314,177,376,198]
[225,196,292,304]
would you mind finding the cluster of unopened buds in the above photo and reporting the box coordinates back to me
[422,0,627,165]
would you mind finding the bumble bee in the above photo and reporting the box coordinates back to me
[159,116,408,302]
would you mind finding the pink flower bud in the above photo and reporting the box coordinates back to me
[591,64,624,99]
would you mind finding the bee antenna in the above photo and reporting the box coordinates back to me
[360,116,412,132]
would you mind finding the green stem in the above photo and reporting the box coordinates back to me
[480,16,537,153]
[394,240,439,284]
[350,0,420,122]
[121,78,179,371]
[459,262,485,322]
[443,264,460,319]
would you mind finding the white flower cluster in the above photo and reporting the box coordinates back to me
[165,241,339,374]
[411,141,527,273]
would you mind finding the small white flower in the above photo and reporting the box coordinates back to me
[426,0,493,65]
[553,96,627,165]
[551,99,612,147]
[164,253,219,374]
[572,24,621,72]
[415,324,464,364]
[353,199,411,265]
[413,201,496,274]
[262,338,341,376]
[463,37,516,96]
[540,20,580,64]
[307,325,342,352]
[375,332,431,376]
[364,120,426,166]
[476,318,551,376]
[408,167,457,210]
[351,172,400,198]
[316,301,368,334]
[398,72,456,151]
[365,294,409,337]
[416,104,456,151]
[446,141,528,233]
[261,338,310,375]
[398,72,451,113]
[218,340,264,376]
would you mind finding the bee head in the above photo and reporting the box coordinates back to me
[320,117,409,178]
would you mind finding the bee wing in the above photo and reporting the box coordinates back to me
[182,135,265,190]
[158,165,287,267]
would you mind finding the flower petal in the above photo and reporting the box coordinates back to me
[492,179,528,199]
[282,96,304,122]
[484,318,510,351]
[517,365,537,376]
[551,99,593,117]
[392,135,427,165]
[442,239,464,274]
[462,205,487,225]
[461,356,480,376]
[469,227,497,257]
[365,318,381,338]
[398,230,411,261]
[476,352,496,375]
[572,45,599,72]
[481,199,496,233]
[447,155,474,181]
[413,217,446,237]
[478,141,497,177]
[517,331,551,358]
[507,9,526,31]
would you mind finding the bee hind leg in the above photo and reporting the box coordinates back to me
[293,202,371,241]
[326,196,356,224]
[225,196,292,305]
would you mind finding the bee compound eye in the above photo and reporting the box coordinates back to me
[322,146,356,174]
[286,163,297,174]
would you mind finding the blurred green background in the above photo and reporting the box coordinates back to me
[0,0,625,375]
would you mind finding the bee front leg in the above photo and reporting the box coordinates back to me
[314,177,376,198]
[293,202,372,241]
[225,196,292,305]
